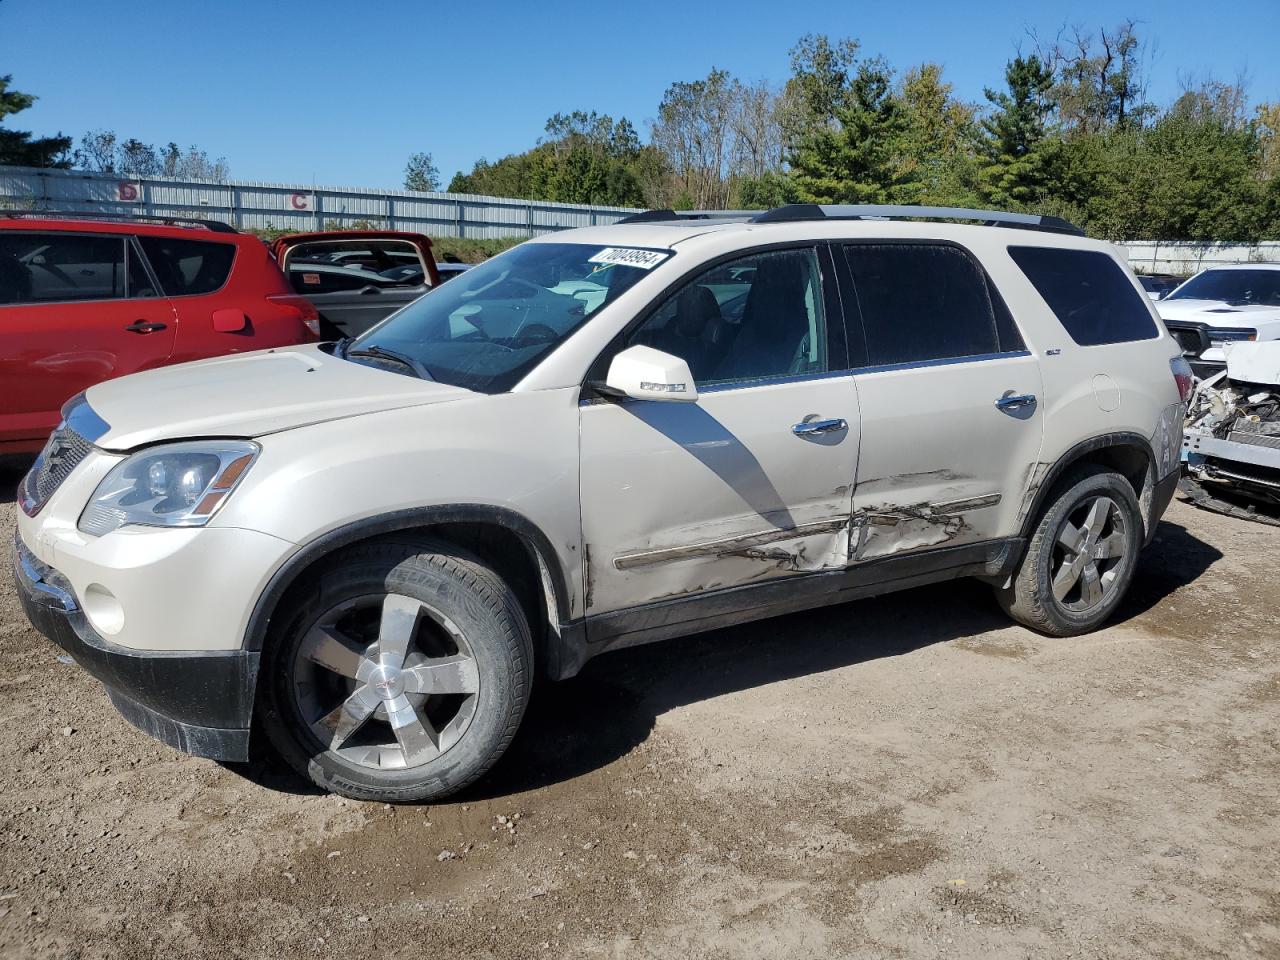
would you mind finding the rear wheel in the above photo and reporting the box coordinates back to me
[997,464,1143,636]
[258,539,533,802]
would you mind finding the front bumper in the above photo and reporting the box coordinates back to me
[13,534,256,761]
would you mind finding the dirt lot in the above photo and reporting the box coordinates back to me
[1,462,1277,960]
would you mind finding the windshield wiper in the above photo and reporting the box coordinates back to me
[346,344,435,381]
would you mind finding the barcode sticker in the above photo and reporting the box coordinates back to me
[587,247,670,270]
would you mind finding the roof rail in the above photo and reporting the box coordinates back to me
[749,203,1085,236]
[1,211,239,233]
[614,209,754,224]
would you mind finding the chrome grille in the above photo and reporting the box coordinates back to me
[20,426,93,516]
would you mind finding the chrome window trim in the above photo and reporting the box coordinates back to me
[697,367,857,394]
[850,349,1032,377]
[582,349,1034,403]
[696,349,1033,394]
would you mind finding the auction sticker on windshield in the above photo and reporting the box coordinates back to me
[587,247,671,270]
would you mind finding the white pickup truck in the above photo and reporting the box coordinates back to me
[1158,264,1280,377]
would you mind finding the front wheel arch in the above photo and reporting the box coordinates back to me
[242,507,574,673]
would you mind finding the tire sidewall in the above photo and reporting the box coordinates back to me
[1031,471,1143,633]
[259,546,530,802]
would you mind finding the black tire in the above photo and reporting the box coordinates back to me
[257,537,533,803]
[996,464,1143,636]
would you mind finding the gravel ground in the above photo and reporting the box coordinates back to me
[1,461,1277,960]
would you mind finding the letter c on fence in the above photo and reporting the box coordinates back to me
[291,192,309,210]
[118,182,138,202]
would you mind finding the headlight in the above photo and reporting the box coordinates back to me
[1208,327,1257,345]
[78,441,259,536]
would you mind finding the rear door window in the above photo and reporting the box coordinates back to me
[0,232,127,304]
[1008,246,1158,345]
[137,236,236,296]
[843,243,1015,366]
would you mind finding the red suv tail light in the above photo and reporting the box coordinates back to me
[267,294,321,337]
[1170,356,1194,403]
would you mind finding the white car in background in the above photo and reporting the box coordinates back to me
[1157,264,1280,377]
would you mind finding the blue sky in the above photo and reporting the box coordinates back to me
[2,0,1277,190]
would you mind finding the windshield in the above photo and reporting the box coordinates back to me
[1167,269,1280,307]
[345,242,668,391]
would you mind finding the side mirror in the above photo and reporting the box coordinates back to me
[602,345,699,403]
[212,308,247,332]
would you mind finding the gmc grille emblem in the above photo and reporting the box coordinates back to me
[45,438,72,471]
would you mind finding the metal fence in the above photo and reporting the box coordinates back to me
[0,164,641,238]
[3,165,1279,271]
[1114,240,1280,276]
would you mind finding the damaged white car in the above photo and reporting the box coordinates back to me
[15,204,1188,802]
[1183,340,1280,525]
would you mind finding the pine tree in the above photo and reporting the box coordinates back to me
[979,56,1055,206]
[786,40,915,204]
[0,74,71,167]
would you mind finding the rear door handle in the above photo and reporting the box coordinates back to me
[792,417,848,436]
[124,320,168,334]
[995,393,1037,411]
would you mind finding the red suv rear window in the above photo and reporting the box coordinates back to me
[138,236,236,296]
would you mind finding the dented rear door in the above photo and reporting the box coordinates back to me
[841,241,1045,560]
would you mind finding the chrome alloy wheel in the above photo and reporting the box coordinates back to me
[1051,495,1128,612]
[292,594,481,770]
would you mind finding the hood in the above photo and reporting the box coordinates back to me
[1223,340,1280,386]
[1157,298,1280,330]
[84,345,472,450]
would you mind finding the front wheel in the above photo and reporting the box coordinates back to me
[997,464,1143,636]
[258,539,533,802]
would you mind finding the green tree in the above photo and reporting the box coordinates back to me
[1045,22,1153,136]
[404,152,440,191]
[0,74,71,167]
[898,63,982,206]
[979,55,1055,206]
[785,37,915,203]
[447,112,653,206]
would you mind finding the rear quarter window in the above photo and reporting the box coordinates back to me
[138,236,236,296]
[1008,246,1157,346]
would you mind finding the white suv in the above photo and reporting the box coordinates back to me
[14,204,1190,802]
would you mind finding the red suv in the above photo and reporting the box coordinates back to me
[0,214,319,454]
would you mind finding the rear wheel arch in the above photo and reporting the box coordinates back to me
[243,506,573,674]
[1020,433,1157,542]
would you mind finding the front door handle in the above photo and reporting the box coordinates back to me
[995,393,1037,412]
[124,320,168,334]
[792,417,847,437]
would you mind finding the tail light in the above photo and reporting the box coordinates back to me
[267,294,321,338]
[1170,356,1194,403]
